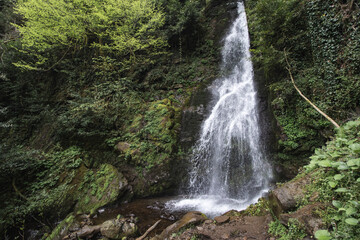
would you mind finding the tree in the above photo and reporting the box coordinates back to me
[13,0,167,71]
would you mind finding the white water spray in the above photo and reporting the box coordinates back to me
[167,1,272,217]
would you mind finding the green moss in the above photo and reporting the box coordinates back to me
[242,198,271,216]
[75,164,124,214]
[121,99,179,172]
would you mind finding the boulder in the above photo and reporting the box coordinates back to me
[269,175,311,217]
[151,211,208,240]
[100,219,124,239]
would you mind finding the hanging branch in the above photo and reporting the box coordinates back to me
[284,50,340,129]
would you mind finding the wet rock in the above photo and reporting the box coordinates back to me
[279,203,327,235]
[214,215,230,224]
[152,211,208,240]
[269,175,312,216]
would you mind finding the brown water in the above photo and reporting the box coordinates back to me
[92,196,186,237]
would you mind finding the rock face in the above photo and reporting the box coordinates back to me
[269,175,312,217]
[279,203,326,236]
[151,211,208,240]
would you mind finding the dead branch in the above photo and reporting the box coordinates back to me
[136,220,161,240]
[284,50,340,129]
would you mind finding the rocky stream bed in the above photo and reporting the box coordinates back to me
[47,173,324,240]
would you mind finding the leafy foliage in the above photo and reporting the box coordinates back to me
[247,0,360,162]
[268,218,306,240]
[0,0,221,238]
[13,0,167,70]
[300,119,360,239]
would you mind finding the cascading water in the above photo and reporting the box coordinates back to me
[167,1,273,217]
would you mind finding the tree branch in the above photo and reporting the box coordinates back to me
[136,220,161,240]
[284,50,340,129]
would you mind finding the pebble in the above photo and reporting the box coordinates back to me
[221,233,230,239]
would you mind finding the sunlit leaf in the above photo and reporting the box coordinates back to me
[346,207,357,216]
[328,181,337,188]
[315,230,331,240]
[332,200,342,208]
[345,218,359,225]
[335,188,348,193]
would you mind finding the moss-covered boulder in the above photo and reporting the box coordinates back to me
[75,164,129,215]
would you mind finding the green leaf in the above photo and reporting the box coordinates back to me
[335,188,348,193]
[357,178,360,183]
[345,218,359,225]
[328,181,337,188]
[332,200,342,208]
[315,230,331,240]
[318,160,332,167]
[350,143,360,153]
[334,174,344,180]
[346,207,357,216]
[337,163,349,170]
[347,158,360,167]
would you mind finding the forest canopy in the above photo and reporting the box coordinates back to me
[13,0,167,71]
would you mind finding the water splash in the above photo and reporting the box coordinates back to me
[167,1,272,217]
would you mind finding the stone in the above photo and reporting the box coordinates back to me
[121,222,138,236]
[116,142,130,152]
[204,220,213,224]
[221,233,230,239]
[214,215,230,224]
[100,219,124,239]
[269,175,312,217]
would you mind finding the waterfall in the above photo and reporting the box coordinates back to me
[167,1,272,217]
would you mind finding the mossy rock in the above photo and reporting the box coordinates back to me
[45,213,76,240]
[75,164,128,215]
